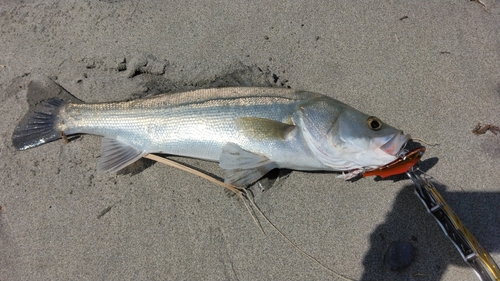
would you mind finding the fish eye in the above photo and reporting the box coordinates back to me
[367,116,383,131]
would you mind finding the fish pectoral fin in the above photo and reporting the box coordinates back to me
[236,117,295,140]
[219,143,277,187]
[97,137,146,173]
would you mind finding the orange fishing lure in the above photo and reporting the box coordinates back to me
[363,146,425,178]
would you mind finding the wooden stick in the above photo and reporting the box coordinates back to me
[143,154,264,233]
[143,153,352,280]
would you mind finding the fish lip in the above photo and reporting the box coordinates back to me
[380,132,411,156]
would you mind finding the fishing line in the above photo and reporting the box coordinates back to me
[411,137,439,146]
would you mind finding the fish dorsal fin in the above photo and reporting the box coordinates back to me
[97,137,146,173]
[236,117,295,140]
[219,143,277,187]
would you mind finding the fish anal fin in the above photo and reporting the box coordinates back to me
[98,137,146,173]
[236,117,295,140]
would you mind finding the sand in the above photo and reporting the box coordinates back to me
[1,0,499,280]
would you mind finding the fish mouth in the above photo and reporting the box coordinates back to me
[380,132,411,156]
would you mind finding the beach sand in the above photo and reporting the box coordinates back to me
[1,1,499,280]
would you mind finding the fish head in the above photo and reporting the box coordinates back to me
[326,108,411,170]
[299,97,410,171]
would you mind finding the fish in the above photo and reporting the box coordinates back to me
[12,85,410,186]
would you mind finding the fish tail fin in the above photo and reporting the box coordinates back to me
[12,98,67,150]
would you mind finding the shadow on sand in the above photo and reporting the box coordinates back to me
[360,178,499,280]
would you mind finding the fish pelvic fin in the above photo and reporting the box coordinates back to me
[12,98,66,150]
[219,143,277,187]
[97,137,147,173]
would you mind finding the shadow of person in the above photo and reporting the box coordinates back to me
[360,181,499,281]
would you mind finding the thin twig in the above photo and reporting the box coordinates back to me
[144,154,243,194]
[243,189,354,280]
[143,153,352,279]
[0,206,14,233]
[143,154,264,233]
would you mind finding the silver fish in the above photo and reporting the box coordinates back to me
[12,86,410,186]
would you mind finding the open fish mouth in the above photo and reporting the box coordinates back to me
[380,132,411,156]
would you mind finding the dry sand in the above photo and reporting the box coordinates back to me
[1,1,500,280]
